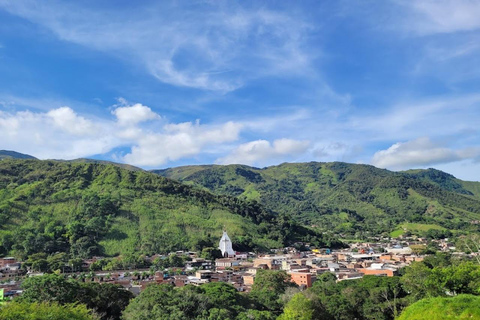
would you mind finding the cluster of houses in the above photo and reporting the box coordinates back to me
[0,232,474,299]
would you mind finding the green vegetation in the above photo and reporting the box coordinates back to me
[18,274,133,320]
[390,229,404,238]
[0,159,333,261]
[273,258,480,320]
[397,295,480,320]
[155,162,480,236]
[401,222,446,232]
[122,270,296,319]
[0,301,98,320]
[250,270,296,312]
[122,282,255,320]
[390,223,447,238]
[0,150,37,160]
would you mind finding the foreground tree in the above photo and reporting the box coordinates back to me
[249,270,296,312]
[278,293,315,320]
[18,274,132,320]
[78,282,134,320]
[19,273,80,304]
[0,301,98,320]
[123,282,272,320]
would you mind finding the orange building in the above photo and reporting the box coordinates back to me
[357,268,395,277]
[289,272,314,288]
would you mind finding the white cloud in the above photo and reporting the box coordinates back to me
[0,101,243,165]
[112,103,160,127]
[0,1,315,91]
[217,138,310,165]
[371,137,480,169]
[123,121,243,166]
[0,108,115,159]
[47,107,98,135]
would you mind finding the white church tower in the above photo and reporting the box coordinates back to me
[219,230,236,258]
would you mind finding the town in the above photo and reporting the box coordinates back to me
[0,229,470,300]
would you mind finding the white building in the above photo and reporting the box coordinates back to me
[219,231,236,258]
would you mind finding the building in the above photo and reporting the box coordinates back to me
[219,230,236,258]
[289,272,314,288]
[215,258,240,270]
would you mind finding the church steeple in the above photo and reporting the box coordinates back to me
[219,230,236,258]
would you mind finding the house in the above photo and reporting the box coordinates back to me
[215,258,239,270]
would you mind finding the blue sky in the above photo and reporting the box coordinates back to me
[0,0,479,181]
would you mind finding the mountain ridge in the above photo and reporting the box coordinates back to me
[0,150,37,160]
[153,162,480,236]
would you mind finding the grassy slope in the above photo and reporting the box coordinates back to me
[0,160,326,258]
[155,162,480,235]
[397,295,480,320]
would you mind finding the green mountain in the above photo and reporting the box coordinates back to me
[64,158,143,172]
[0,150,37,160]
[0,159,334,260]
[153,162,480,236]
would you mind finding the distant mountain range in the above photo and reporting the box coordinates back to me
[2,149,479,240]
[154,162,480,236]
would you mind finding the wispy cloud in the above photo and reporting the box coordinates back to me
[348,94,480,141]
[398,0,480,35]
[0,1,316,92]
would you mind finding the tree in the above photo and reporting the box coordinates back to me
[123,282,253,320]
[18,274,133,320]
[19,274,80,305]
[47,252,68,272]
[402,261,480,299]
[401,262,436,300]
[122,284,178,320]
[250,270,296,312]
[78,282,134,320]
[0,301,98,320]
[278,293,314,320]
[236,310,276,320]
[200,247,223,261]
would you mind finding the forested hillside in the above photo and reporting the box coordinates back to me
[0,160,333,260]
[154,162,480,236]
[0,150,36,160]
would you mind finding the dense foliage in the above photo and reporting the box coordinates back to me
[155,162,480,236]
[122,282,249,320]
[0,301,98,320]
[18,274,133,320]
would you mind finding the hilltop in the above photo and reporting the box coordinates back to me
[0,150,37,160]
[154,162,480,236]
